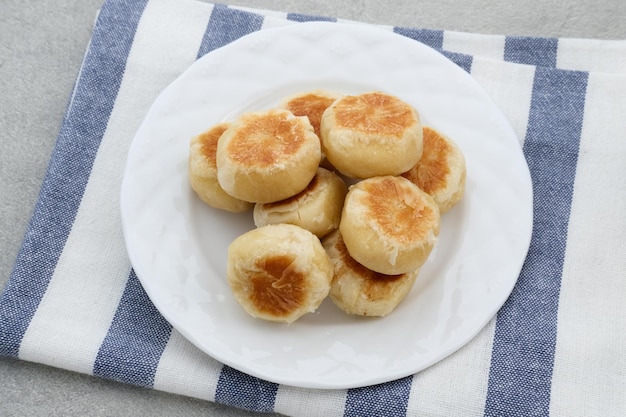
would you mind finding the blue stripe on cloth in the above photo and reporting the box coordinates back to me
[287,12,336,22]
[196,4,264,58]
[484,67,588,417]
[0,0,148,358]
[93,270,172,388]
[504,36,558,67]
[392,27,444,50]
[344,376,412,417]
[441,50,473,73]
[215,365,278,413]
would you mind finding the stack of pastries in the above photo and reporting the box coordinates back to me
[188,90,466,323]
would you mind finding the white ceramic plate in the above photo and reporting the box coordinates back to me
[120,22,533,389]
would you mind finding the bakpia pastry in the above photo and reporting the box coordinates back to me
[323,230,419,317]
[320,91,423,178]
[340,176,440,275]
[226,224,333,323]
[188,122,253,213]
[279,89,342,170]
[279,89,342,139]
[216,109,321,203]
[253,167,348,238]
[402,127,466,214]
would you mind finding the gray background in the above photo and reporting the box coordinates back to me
[1,1,623,416]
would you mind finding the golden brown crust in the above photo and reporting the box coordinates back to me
[226,110,311,167]
[216,109,321,203]
[402,127,466,214]
[360,176,437,244]
[333,92,416,137]
[339,176,440,275]
[279,90,342,139]
[188,123,253,213]
[247,254,307,317]
[197,123,228,165]
[227,224,333,323]
[320,91,423,178]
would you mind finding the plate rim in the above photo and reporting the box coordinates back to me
[120,21,533,389]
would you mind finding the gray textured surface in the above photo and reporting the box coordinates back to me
[1,0,623,416]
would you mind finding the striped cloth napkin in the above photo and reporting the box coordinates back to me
[1,0,625,416]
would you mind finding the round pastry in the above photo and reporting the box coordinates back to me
[319,91,423,178]
[279,89,342,139]
[188,123,254,213]
[339,176,440,275]
[216,109,321,203]
[279,90,342,170]
[253,167,348,238]
[226,224,333,324]
[402,127,466,214]
[323,230,419,317]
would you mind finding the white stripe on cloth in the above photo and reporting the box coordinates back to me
[469,57,535,146]
[230,4,286,19]
[154,330,224,401]
[556,38,626,74]
[443,31,506,61]
[274,385,348,417]
[18,0,213,375]
[405,320,496,417]
[261,14,297,30]
[550,72,626,417]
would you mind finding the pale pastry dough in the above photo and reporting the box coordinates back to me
[323,230,419,317]
[253,167,348,238]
